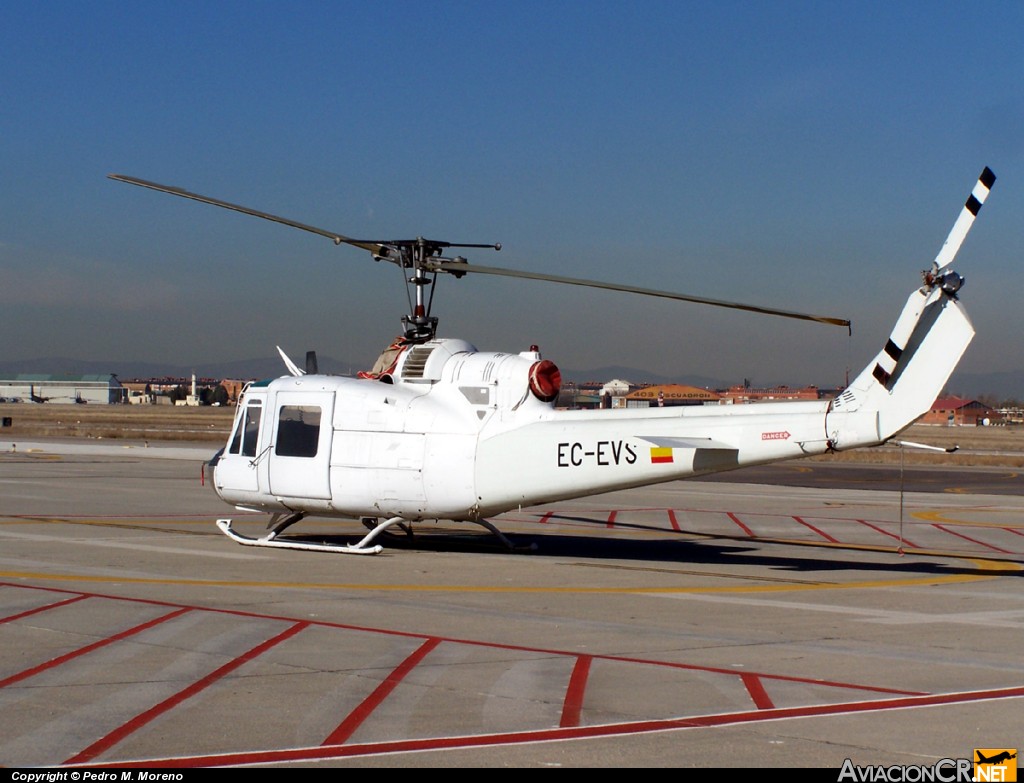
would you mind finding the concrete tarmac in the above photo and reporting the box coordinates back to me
[1,439,1022,768]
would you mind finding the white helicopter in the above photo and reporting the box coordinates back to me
[109,168,996,554]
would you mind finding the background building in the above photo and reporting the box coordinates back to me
[919,397,1000,426]
[0,374,125,404]
[624,384,722,408]
[718,385,823,404]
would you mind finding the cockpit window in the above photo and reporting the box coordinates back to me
[229,401,262,457]
[275,405,321,458]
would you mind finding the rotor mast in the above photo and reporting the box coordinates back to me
[403,238,438,341]
[392,237,501,342]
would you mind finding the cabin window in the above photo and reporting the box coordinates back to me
[229,402,262,457]
[275,405,321,458]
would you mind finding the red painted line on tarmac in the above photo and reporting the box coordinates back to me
[1004,527,1024,538]
[726,512,754,537]
[0,580,924,763]
[0,584,921,698]
[538,512,554,524]
[0,581,205,613]
[0,582,82,596]
[81,683,1024,768]
[667,509,681,531]
[932,524,1013,554]
[0,607,190,689]
[606,510,617,529]
[322,637,442,746]
[3,585,950,769]
[0,593,88,623]
[740,673,774,709]
[65,620,310,765]
[856,519,918,549]
[792,516,839,543]
[561,655,592,728]
[592,652,922,697]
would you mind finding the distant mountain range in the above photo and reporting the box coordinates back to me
[2,356,1021,401]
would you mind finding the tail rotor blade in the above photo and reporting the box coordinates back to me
[933,167,996,272]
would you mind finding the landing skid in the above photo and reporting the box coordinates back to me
[361,515,536,552]
[217,516,536,554]
[216,519,384,555]
[470,518,536,552]
[361,516,413,538]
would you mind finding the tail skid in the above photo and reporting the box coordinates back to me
[826,167,995,450]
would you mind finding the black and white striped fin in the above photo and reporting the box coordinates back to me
[933,167,996,272]
[870,297,923,388]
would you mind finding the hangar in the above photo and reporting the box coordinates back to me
[0,374,126,405]
[919,396,998,426]
[623,384,721,407]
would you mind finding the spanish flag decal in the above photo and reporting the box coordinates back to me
[650,447,673,464]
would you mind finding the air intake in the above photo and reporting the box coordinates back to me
[401,345,436,379]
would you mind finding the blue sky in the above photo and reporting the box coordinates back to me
[2,2,1021,388]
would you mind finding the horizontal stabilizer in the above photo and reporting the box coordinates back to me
[638,436,737,451]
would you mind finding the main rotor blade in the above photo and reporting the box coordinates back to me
[109,173,849,328]
[108,174,386,256]
[933,166,996,272]
[427,260,851,329]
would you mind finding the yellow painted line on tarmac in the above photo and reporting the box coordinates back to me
[2,515,1019,595]
[0,451,62,460]
[942,471,1021,492]
[0,556,1015,595]
[914,509,1024,528]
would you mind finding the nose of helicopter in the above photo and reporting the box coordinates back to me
[204,447,224,491]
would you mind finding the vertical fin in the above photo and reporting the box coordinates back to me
[827,167,995,448]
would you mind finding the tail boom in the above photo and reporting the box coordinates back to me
[826,284,974,450]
